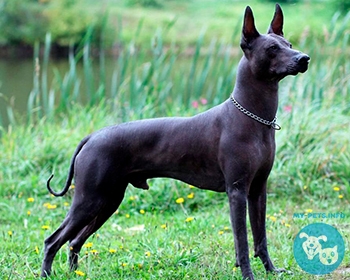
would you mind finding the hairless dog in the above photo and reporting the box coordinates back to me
[41,4,309,279]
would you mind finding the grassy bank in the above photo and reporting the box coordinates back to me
[1,4,350,279]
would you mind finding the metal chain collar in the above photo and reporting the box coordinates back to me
[230,95,281,130]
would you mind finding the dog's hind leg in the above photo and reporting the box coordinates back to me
[41,209,97,277]
[68,185,127,271]
[41,183,127,277]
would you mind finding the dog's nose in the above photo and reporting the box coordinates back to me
[297,54,310,64]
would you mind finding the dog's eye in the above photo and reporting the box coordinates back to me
[269,45,278,51]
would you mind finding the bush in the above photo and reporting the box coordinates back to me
[0,0,47,45]
[0,0,108,48]
[126,0,161,8]
[43,0,100,47]
[335,0,350,14]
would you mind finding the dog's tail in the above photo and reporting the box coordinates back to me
[47,135,90,197]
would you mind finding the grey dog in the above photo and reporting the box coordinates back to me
[41,4,309,279]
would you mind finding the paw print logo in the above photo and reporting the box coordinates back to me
[293,223,345,275]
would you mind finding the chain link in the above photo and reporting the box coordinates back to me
[230,95,281,130]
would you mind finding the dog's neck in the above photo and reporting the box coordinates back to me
[232,57,279,123]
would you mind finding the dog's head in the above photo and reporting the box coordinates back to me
[240,4,310,81]
[299,232,327,260]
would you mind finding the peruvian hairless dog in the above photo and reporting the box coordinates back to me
[41,4,309,279]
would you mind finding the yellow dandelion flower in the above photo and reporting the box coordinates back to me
[145,251,151,257]
[161,224,167,229]
[303,185,307,189]
[188,185,195,189]
[70,185,75,189]
[8,230,13,236]
[176,197,184,204]
[185,217,194,222]
[27,197,34,202]
[121,262,128,267]
[224,226,230,231]
[109,248,117,254]
[129,196,136,201]
[187,193,195,199]
[140,209,145,214]
[90,249,98,254]
[35,246,39,254]
[339,194,344,199]
[42,225,50,230]
[47,204,57,209]
[305,209,313,213]
[27,210,31,216]
[74,270,85,276]
[269,216,277,222]
[333,186,340,191]
[125,214,130,218]
[84,242,93,248]
[218,230,224,235]
[285,223,291,228]
[138,263,143,269]
[64,202,69,207]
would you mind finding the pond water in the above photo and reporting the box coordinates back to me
[0,57,117,127]
[0,58,70,126]
[0,58,33,124]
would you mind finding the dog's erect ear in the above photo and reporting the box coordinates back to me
[241,6,260,49]
[268,4,284,36]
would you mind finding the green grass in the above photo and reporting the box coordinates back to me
[1,2,350,279]
[0,180,349,279]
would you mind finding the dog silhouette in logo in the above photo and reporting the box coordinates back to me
[299,232,327,260]
[319,246,338,265]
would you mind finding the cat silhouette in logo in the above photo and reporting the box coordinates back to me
[299,232,327,260]
[319,246,338,265]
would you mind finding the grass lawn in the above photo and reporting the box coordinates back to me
[1,179,349,279]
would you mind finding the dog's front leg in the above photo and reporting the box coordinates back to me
[248,181,275,272]
[227,186,254,280]
[248,180,285,274]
